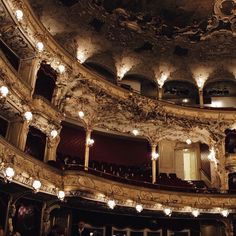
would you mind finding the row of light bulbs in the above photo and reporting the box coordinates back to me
[2,166,65,201]
[106,199,230,217]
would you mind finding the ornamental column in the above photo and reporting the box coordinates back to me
[158,87,163,99]
[198,89,204,108]
[151,144,158,184]
[84,129,92,170]
[44,131,61,163]
[6,117,29,151]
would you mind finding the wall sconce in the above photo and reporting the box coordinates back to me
[32,180,41,193]
[186,139,192,145]
[24,111,33,122]
[78,111,85,118]
[58,64,65,74]
[4,167,15,182]
[15,10,23,21]
[0,86,9,98]
[135,203,143,213]
[163,207,172,216]
[192,209,200,217]
[87,138,94,147]
[132,129,139,136]
[107,199,116,209]
[36,42,44,52]
[57,190,65,201]
[50,130,58,139]
[151,152,159,161]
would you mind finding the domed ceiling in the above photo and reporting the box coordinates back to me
[28,0,236,85]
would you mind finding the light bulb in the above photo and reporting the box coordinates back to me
[58,64,65,74]
[32,180,41,192]
[50,130,58,139]
[135,204,143,213]
[186,139,192,145]
[78,111,85,118]
[152,152,159,160]
[0,86,9,97]
[132,129,139,136]
[24,111,33,121]
[36,42,44,52]
[192,209,200,217]
[87,138,94,146]
[5,167,15,180]
[15,10,23,21]
[57,190,65,201]
[107,199,116,209]
[163,208,172,216]
[221,209,229,217]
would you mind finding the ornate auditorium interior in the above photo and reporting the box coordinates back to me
[1,0,236,235]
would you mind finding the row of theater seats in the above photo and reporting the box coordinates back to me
[53,155,212,193]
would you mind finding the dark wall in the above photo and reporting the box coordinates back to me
[200,144,211,179]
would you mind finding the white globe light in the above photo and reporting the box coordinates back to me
[36,42,44,52]
[0,86,9,97]
[87,138,94,146]
[163,208,172,216]
[32,180,41,192]
[57,190,65,201]
[50,130,58,139]
[107,199,116,209]
[78,111,85,118]
[5,167,15,180]
[24,111,33,121]
[221,209,229,217]
[135,204,143,213]
[152,152,159,160]
[192,209,200,217]
[186,139,192,145]
[58,64,65,74]
[132,129,139,136]
[15,10,23,21]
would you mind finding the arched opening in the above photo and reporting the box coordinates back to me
[162,80,199,105]
[121,74,157,98]
[25,126,46,161]
[83,62,117,84]
[203,80,236,108]
[33,62,57,102]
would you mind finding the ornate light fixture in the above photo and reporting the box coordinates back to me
[57,190,65,201]
[50,130,58,139]
[4,167,15,182]
[78,111,85,118]
[0,86,9,97]
[32,180,41,193]
[186,139,192,145]
[192,209,200,217]
[15,10,23,21]
[132,129,139,136]
[163,207,172,216]
[135,204,143,213]
[107,199,116,209]
[36,42,44,52]
[24,111,33,122]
